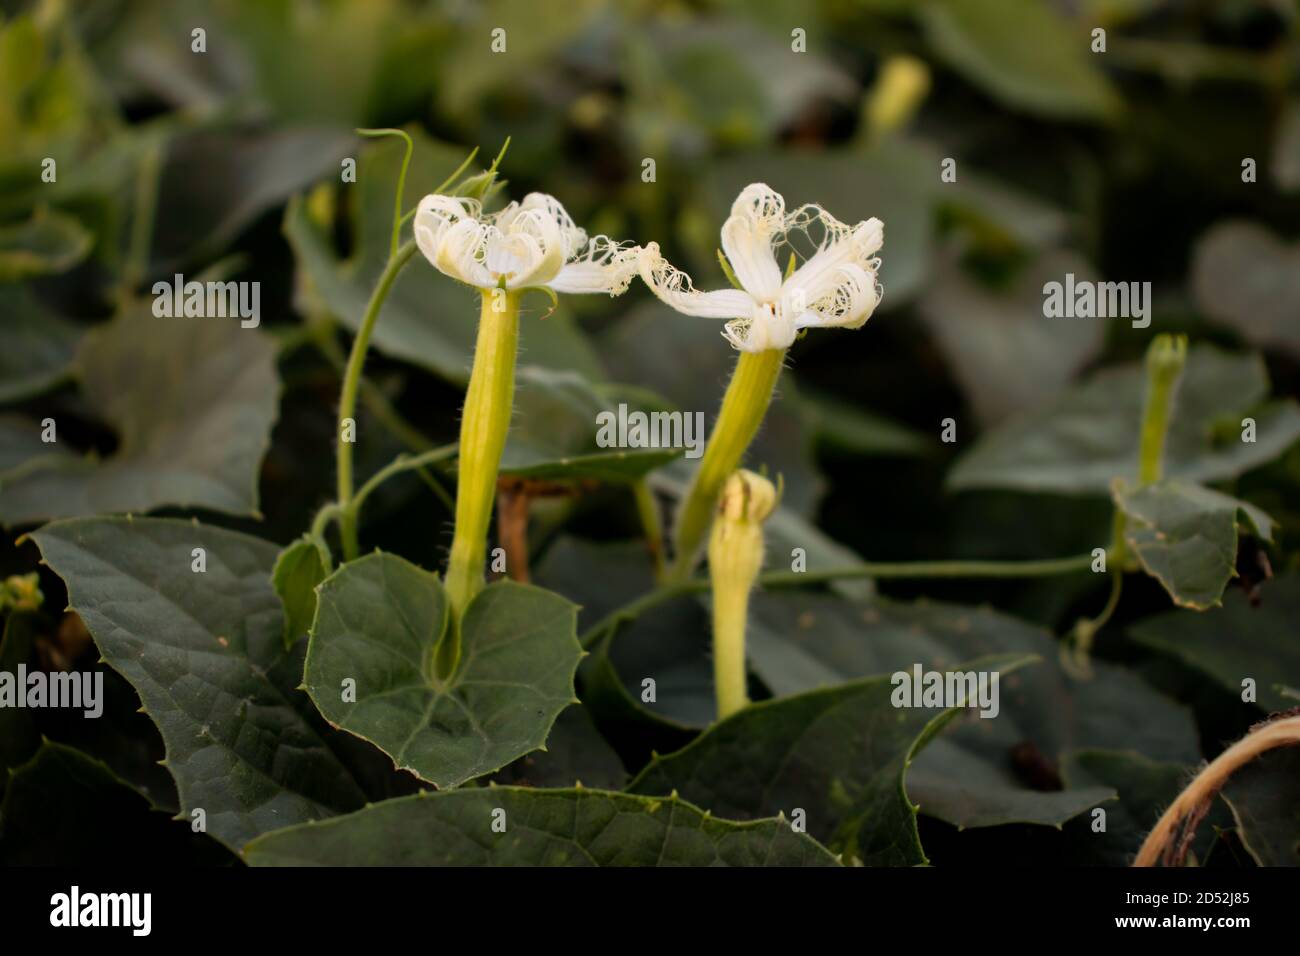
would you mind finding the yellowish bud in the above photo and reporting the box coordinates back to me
[707,470,778,720]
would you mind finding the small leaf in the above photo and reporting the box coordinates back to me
[305,552,582,788]
[30,517,369,851]
[1192,221,1300,361]
[243,787,839,866]
[271,536,327,650]
[1113,479,1274,610]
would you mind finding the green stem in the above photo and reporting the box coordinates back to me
[1137,334,1188,485]
[669,348,784,580]
[353,445,459,514]
[357,128,414,260]
[336,241,418,561]
[581,552,1096,649]
[632,479,665,581]
[440,288,521,675]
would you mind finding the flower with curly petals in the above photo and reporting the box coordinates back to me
[639,183,884,352]
[414,192,638,295]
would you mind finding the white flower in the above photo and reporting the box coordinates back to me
[414,192,639,295]
[639,183,884,352]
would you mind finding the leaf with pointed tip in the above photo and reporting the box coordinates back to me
[244,787,838,866]
[949,346,1300,494]
[1114,479,1274,610]
[305,552,582,789]
[29,517,369,851]
[271,536,327,650]
[742,593,1198,830]
[0,308,280,527]
[629,654,1040,866]
[1129,573,1300,713]
[0,741,232,865]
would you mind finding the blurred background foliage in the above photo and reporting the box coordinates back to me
[2,0,1299,866]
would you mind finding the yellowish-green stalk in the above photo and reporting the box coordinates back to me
[439,288,521,677]
[669,348,784,581]
[1137,334,1188,485]
[708,470,777,721]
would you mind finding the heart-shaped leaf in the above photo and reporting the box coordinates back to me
[1113,479,1274,610]
[243,787,838,866]
[629,654,1042,865]
[305,552,582,789]
[29,517,369,851]
[949,345,1300,494]
[0,307,280,527]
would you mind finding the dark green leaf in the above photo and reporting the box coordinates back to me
[744,593,1199,829]
[949,345,1300,494]
[1114,479,1273,610]
[244,786,839,866]
[29,517,368,851]
[0,307,280,526]
[306,552,582,788]
[0,741,233,865]
[920,0,1119,120]
[1222,745,1300,867]
[629,654,1040,865]
[1129,572,1300,713]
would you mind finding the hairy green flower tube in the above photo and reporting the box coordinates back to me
[670,349,784,580]
[708,469,778,720]
[439,288,520,676]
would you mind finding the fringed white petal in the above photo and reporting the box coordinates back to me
[784,212,883,309]
[414,195,494,286]
[638,242,755,319]
[720,183,786,302]
[547,235,640,295]
[791,261,882,331]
